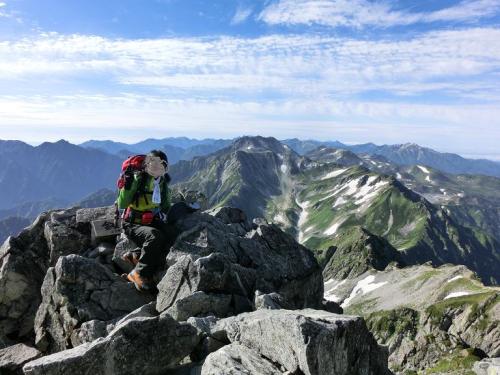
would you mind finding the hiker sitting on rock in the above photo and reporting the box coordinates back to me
[116,150,176,291]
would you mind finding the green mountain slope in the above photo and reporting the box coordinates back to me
[170,137,500,285]
[323,261,499,374]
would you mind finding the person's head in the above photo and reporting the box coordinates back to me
[145,150,168,178]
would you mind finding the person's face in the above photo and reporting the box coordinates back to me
[145,155,168,177]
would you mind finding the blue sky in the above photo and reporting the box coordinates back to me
[0,0,499,159]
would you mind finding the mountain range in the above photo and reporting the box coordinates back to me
[0,136,499,285]
[169,136,500,286]
[0,135,499,374]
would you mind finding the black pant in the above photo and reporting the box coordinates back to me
[122,219,177,278]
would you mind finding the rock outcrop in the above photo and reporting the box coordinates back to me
[473,357,500,375]
[158,209,324,319]
[328,263,500,373]
[194,309,391,375]
[0,207,110,345]
[0,205,391,375]
[34,254,154,353]
[24,313,201,375]
[0,344,41,375]
[220,309,391,375]
[0,213,50,345]
[321,226,403,281]
[201,343,283,375]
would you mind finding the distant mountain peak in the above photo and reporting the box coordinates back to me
[232,136,288,154]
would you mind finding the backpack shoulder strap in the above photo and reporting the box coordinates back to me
[133,171,150,207]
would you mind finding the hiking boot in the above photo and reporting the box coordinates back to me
[121,251,139,266]
[126,270,151,292]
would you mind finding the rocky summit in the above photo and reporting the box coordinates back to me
[0,205,391,375]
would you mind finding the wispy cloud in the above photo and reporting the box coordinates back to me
[258,0,500,28]
[0,26,499,154]
[231,5,253,25]
[1,28,499,100]
[0,1,9,18]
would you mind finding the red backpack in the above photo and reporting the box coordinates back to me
[117,155,146,189]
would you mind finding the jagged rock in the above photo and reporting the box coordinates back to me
[157,253,255,317]
[254,291,290,310]
[187,316,230,344]
[208,207,248,226]
[473,357,500,375]
[364,290,500,372]
[158,213,323,320]
[23,313,201,375]
[201,343,284,375]
[166,291,233,322]
[71,302,158,347]
[322,299,343,314]
[75,206,115,226]
[0,213,50,344]
[0,344,41,375]
[34,254,154,353]
[44,208,91,265]
[322,226,402,281]
[222,309,391,375]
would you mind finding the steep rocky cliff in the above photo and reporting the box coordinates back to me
[0,205,390,375]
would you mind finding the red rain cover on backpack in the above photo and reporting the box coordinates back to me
[116,154,146,189]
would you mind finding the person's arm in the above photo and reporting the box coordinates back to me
[116,173,139,209]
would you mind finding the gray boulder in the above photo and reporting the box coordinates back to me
[473,357,500,375]
[70,302,158,347]
[0,344,41,375]
[24,313,201,375]
[157,253,255,317]
[75,206,115,226]
[158,212,323,320]
[0,213,50,344]
[44,208,91,265]
[222,309,391,375]
[187,316,228,362]
[34,254,154,353]
[166,291,233,322]
[201,343,284,375]
[254,291,290,310]
[0,208,97,345]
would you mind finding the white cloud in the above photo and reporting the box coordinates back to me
[0,28,499,155]
[258,0,500,28]
[1,28,500,100]
[231,5,253,25]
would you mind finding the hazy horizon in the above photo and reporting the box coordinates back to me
[2,135,499,162]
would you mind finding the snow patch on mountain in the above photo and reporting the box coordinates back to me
[333,196,347,207]
[324,279,347,303]
[382,209,394,236]
[321,168,348,180]
[417,165,430,174]
[447,275,463,283]
[297,199,311,243]
[444,291,471,300]
[341,275,388,307]
[324,219,345,236]
[273,213,286,224]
